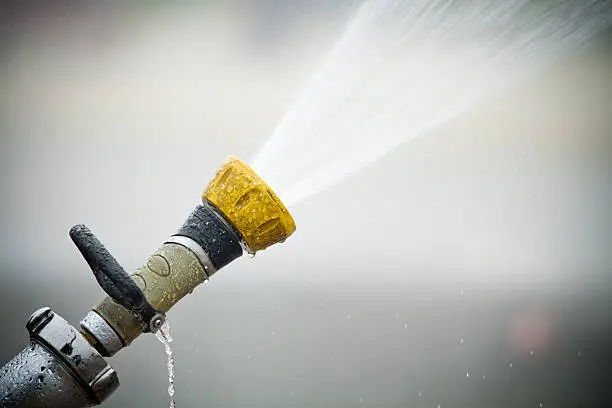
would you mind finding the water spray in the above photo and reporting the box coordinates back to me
[0,157,295,407]
[2,1,612,407]
[253,0,612,206]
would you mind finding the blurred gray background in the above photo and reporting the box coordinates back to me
[1,1,611,407]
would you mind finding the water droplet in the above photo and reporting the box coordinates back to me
[347,315,352,319]
[404,323,408,329]
[460,338,464,344]
[466,372,470,378]
[482,374,486,380]
[530,350,534,356]
[577,350,582,357]
[418,391,422,397]
[359,397,363,403]
[509,362,513,368]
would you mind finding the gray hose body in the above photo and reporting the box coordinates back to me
[0,308,119,408]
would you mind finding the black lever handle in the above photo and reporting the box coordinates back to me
[69,224,165,333]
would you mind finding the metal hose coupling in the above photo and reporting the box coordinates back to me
[0,307,119,408]
[80,156,296,356]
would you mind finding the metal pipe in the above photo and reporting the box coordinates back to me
[0,308,118,408]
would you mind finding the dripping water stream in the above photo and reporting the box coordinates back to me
[155,321,176,408]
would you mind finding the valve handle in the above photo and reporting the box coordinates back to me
[69,224,165,333]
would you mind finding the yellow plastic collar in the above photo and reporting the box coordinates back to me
[203,156,296,253]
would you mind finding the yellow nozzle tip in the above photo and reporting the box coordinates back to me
[203,156,296,253]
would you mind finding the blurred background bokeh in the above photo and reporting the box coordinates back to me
[1,1,611,407]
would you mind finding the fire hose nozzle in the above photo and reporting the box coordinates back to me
[0,157,296,408]
[79,157,296,356]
